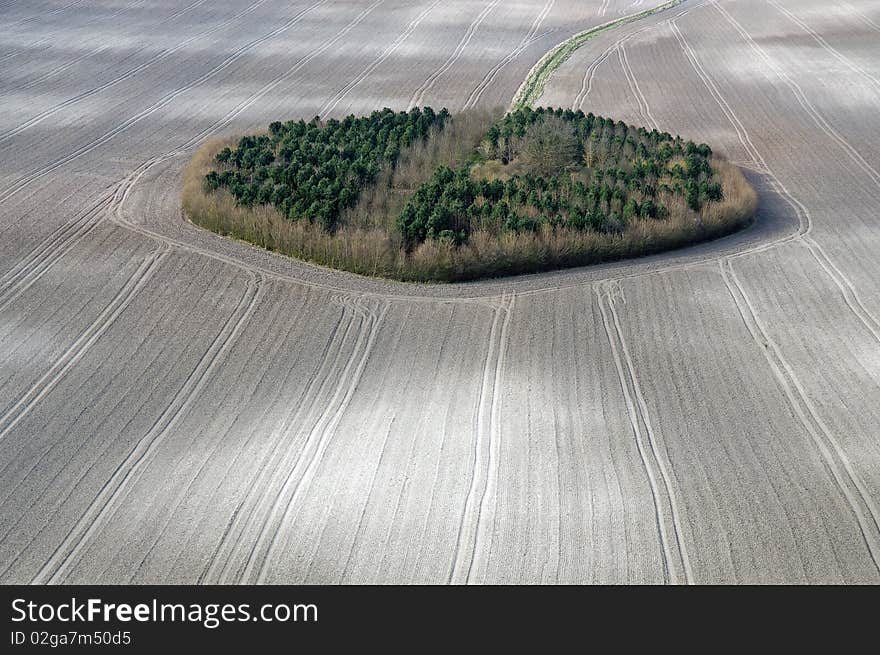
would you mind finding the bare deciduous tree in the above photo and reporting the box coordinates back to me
[520,115,578,176]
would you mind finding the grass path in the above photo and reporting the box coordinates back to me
[510,0,686,110]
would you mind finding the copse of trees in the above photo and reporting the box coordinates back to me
[189,105,754,282]
[204,107,449,230]
[397,106,722,249]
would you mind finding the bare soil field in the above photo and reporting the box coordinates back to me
[1,0,879,583]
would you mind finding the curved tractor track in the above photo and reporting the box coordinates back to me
[2,0,880,584]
